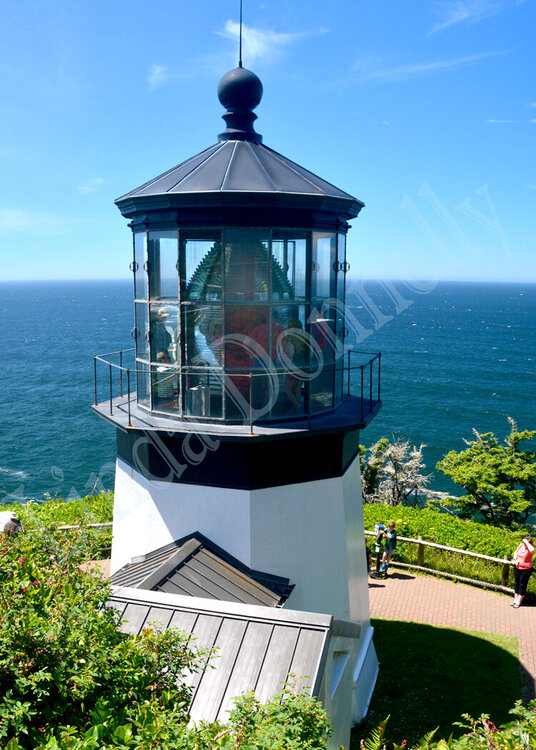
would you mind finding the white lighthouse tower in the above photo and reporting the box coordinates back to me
[94,65,382,748]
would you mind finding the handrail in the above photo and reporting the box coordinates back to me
[94,347,381,429]
[364,530,514,566]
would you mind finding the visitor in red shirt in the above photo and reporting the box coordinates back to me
[511,537,534,608]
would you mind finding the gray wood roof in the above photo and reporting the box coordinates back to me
[109,587,341,723]
[111,534,292,607]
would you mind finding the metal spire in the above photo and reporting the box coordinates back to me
[239,0,243,68]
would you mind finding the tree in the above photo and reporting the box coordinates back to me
[360,438,431,506]
[436,418,536,527]
[360,438,389,499]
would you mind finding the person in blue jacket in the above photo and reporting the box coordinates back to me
[380,521,397,574]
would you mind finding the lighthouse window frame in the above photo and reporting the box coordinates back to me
[133,231,148,301]
[148,230,179,301]
[134,224,348,423]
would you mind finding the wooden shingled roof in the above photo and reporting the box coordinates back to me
[109,587,349,724]
[111,533,293,607]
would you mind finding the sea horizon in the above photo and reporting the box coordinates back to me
[1,278,534,504]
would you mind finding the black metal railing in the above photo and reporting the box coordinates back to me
[93,348,381,433]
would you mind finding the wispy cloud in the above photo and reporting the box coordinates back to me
[77,177,104,196]
[351,51,500,83]
[147,64,169,89]
[216,20,328,65]
[0,209,69,234]
[429,1,499,35]
[487,118,536,123]
[429,1,524,35]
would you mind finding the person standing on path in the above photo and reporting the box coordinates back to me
[511,536,534,608]
[380,521,397,574]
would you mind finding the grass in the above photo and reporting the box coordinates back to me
[352,619,522,748]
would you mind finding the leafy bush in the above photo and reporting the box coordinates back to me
[0,529,332,749]
[0,492,114,553]
[0,527,203,748]
[356,700,536,750]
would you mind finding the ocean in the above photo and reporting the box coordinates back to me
[0,279,534,503]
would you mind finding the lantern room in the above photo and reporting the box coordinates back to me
[113,66,372,426]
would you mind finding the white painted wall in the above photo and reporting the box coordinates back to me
[111,451,379,732]
[250,455,368,621]
[111,459,251,575]
[112,454,370,624]
[111,459,369,623]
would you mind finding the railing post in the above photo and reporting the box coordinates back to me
[417,536,425,567]
[360,365,364,423]
[249,374,254,436]
[127,369,132,428]
[119,350,123,397]
[108,363,113,416]
[369,359,373,411]
[378,352,381,402]
[501,556,510,587]
[93,357,98,406]
[347,350,351,396]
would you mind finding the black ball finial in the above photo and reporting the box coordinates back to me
[217,67,263,143]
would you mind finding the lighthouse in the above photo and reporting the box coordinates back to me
[94,64,382,747]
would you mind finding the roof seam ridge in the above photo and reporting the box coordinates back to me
[247,142,278,190]
[220,141,239,189]
[118,144,221,199]
[167,143,226,193]
[216,620,251,719]
[252,622,275,693]
[260,145,326,193]
[262,143,355,199]
[180,562,251,605]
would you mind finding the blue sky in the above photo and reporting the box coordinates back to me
[1,0,534,281]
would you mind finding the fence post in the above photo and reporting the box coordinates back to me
[501,556,510,587]
[417,536,425,567]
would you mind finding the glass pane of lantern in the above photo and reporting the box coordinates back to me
[183,232,223,301]
[182,303,223,368]
[136,362,151,409]
[224,228,270,302]
[182,303,223,420]
[271,304,308,418]
[149,303,178,363]
[337,233,346,301]
[134,232,147,300]
[151,363,179,413]
[148,231,178,300]
[135,302,149,362]
[312,232,336,300]
[309,308,336,412]
[272,231,307,301]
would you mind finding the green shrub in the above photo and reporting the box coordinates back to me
[0,492,114,553]
[0,530,332,749]
[356,700,536,750]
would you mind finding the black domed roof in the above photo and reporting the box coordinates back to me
[115,67,364,222]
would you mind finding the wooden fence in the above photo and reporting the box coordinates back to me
[365,530,518,594]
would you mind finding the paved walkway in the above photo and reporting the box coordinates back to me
[369,570,536,700]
